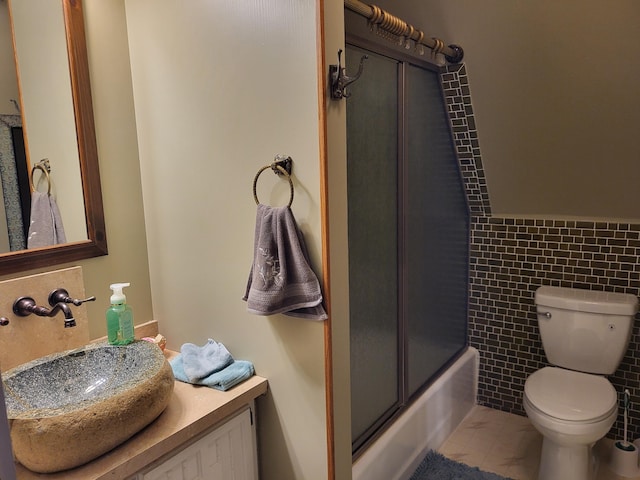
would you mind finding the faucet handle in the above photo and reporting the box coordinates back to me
[48,288,96,307]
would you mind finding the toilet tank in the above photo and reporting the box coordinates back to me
[535,286,638,374]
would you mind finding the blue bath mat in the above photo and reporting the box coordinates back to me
[409,451,513,480]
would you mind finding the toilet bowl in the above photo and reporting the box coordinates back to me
[524,286,638,480]
[524,367,617,480]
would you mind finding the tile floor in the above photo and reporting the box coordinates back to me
[438,405,640,480]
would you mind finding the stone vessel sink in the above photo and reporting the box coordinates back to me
[2,340,174,473]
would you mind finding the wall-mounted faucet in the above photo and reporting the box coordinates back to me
[13,297,76,328]
[12,288,96,328]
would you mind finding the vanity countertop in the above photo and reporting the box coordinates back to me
[15,350,268,479]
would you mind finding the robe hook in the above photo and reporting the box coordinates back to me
[329,49,368,100]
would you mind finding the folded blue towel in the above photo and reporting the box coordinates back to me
[170,354,255,391]
[180,339,234,382]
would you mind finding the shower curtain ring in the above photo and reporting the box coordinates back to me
[404,24,414,49]
[415,30,425,55]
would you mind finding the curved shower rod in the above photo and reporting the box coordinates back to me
[344,0,464,64]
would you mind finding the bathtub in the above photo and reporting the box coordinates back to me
[352,346,479,480]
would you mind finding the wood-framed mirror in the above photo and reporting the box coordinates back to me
[1,0,107,274]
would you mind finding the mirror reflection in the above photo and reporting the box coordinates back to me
[1,0,87,254]
[0,0,106,275]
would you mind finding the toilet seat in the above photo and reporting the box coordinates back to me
[524,367,616,422]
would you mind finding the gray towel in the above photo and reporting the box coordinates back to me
[181,339,234,382]
[27,191,66,248]
[243,204,327,320]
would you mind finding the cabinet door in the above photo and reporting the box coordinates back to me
[141,407,257,480]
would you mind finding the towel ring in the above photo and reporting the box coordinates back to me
[253,163,294,208]
[30,163,51,195]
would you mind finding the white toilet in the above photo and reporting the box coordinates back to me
[524,286,638,480]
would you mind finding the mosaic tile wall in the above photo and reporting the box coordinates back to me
[470,217,640,439]
[440,64,640,440]
[441,64,490,217]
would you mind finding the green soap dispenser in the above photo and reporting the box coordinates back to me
[106,283,135,345]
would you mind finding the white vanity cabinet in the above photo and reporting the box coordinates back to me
[130,405,257,480]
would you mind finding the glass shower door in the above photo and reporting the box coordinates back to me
[405,64,469,396]
[347,43,469,453]
[347,45,400,448]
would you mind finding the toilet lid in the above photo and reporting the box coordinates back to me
[525,367,616,422]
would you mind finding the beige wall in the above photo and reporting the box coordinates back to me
[0,1,334,479]
[124,1,328,479]
[371,0,640,221]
